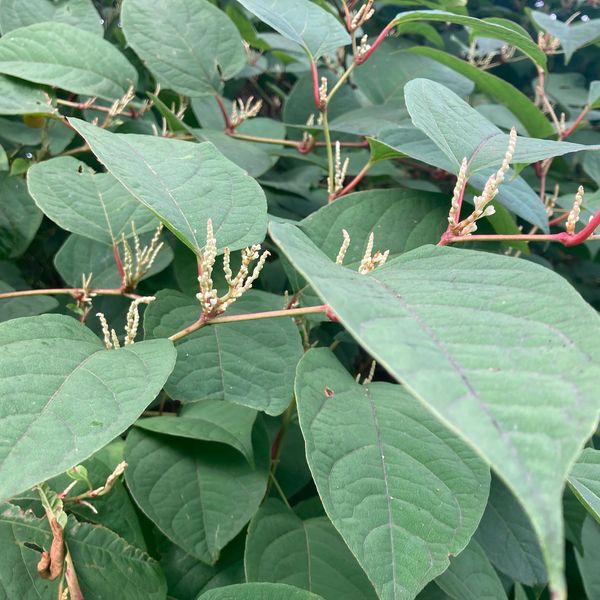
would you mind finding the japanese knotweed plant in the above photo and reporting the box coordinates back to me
[2,0,600,599]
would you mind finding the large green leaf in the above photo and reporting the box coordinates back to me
[408,47,554,138]
[28,157,159,245]
[70,118,268,254]
[125,425,269,564]
[199,583,326,600]
[236,0,350,60]
[144,290,303,416]
[404,79,600,174]
[0,0,103,35]
[568,448,600,524]
[531,11,600,64]
[271,222,600,598]
[245,499,377,600]
[295,349,490,600]
[0,314,176,501]
[136,399,258,465]
[390,10,546,68]
[435,538,507,600]
[474,477,546,586]
[0,23,137,100]
[122,0,245,96]
[0,173,42,258]
[0,75,53,115]
[0,504,166,599]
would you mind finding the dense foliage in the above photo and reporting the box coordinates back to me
[1,0,600,598]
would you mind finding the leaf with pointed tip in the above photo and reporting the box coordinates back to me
[28,157,159,246]
[144,290,303,416]
[390,10,545,68]
[236,0,350,60]
[531,11,600,64]
[0,23,137,100]
[568,448,600,524]
[0,504,166,599]
[0,0,103,35]
[435,539,507,600]
[271,221,600,598]
[136,399,257,465]
[245,499,377,600]
[404,79,600,175]
[199,583,326,600]
[295,349,489,600]
[125,425,269,564]
[69,119,267,254]
[121,0,245,96]
[0,314,176,501]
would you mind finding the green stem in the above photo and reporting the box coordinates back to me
[321,110,334,194]
[327,62,356,105]
[0,287,140,300]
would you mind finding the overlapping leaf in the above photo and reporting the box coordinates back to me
[122,0,245,96]
[0,314,176,501]
[70,118,268,253]
[0,22,137,100]
[271,221,600,597]
[295,349,489,600]
[568,448,600,523]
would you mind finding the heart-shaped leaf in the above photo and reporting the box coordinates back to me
[295,349,489,600]
[271,221,600,598]
[0,314,176,501]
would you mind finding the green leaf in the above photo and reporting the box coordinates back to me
[435,538,507,600]
[236,0,350,60]
[0,503,166,599]
[28,157,159,246]
[353,45,474,106]
[54,233,173,288]
[408,47,554,138]
[125,425,269,564]
[270,222,600,597]
[568,448,600,524]
[404,79,600,174]
[588,81,600,109]
[0,172,42,258]
[575,516,600,599]
[474,477,546,586]
[0,23,138,100]
[0,0,103,36]
[198,583,326,600]
[391,10,546,68]
[531,11,600,64]
[69,118,268,254]
[144,290,303,416]
[136,399,258,465]
[245,499,377,599]
[121,0,245,96]
[299,188,448,263]
[295,349,490,600]
[0,75,54,115]
[0,314,176,501]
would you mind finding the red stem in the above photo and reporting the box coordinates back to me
[562,105,590,138]
[112,244,125,281]
[329,160,372,202]
[354,20,396,64]
[310,60,321,110]
[214,95,232,131]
